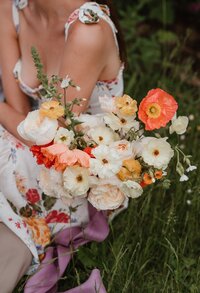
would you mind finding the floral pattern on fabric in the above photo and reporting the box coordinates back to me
[24,217,51,247]
[0,125,89,273]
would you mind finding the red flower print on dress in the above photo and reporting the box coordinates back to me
[16,141,25,149]
[15,222,21,229]
[26,189,40,204]
[45,210,70,224]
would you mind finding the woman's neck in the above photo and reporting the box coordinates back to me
[30,0,89,23]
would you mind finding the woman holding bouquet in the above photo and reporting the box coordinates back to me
[0,0,125,292]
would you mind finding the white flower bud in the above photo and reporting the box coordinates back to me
[61,75,71,89]
[169,116,189,135]
[186,165,197,173]
[180,174,189,182]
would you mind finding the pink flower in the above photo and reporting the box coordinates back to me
[56,148,90,171]
[41,144,90,171]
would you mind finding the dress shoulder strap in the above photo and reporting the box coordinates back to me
[65,2,119,50]
[12,0,28,33]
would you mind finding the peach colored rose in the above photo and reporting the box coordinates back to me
[138,88,178,130]
[88,184,125,210]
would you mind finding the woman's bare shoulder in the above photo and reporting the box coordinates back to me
[67,19,114,55]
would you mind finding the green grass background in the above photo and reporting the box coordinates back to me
[15,0,200,292]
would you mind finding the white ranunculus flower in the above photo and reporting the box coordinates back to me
[90,145,122,179]
[169,116,189,135]
[141,137,174,169]
[39,168,71,198]
[132,140,144,158]
[104,113,139,132]
[99,95,117,113]
[88,184,125,210]
[63,166,90,197]
[78,114,104,130]
[88,126,118,145]
[111,140,133,160]
[17,110,58,145]
[121,180,143,199]
[54,127,74,146]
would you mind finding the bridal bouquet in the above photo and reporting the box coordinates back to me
[17,48,196,211]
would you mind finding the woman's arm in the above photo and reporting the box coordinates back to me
[58,20,109,114]
[0,1,31,115]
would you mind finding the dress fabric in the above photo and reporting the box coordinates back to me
[0,1,124,274]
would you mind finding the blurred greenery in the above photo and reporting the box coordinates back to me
[15,0,200,292]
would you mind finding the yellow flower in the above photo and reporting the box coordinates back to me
[117,166,133,181]
[23,217,51,247]
[123,159,142,176]
[146,103,161,119]
[40,101,64,120]
[115,95,138,116]
[117,159,142,181]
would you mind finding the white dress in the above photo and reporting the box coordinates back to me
[0,1,124,274]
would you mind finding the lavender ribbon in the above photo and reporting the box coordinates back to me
[24,205,109,293]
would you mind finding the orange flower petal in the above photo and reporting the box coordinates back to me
[138,88,178,130]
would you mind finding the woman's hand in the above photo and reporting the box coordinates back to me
[0,102,31,145]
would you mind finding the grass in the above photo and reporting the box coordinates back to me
[15,1,200,292]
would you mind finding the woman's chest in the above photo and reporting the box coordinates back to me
[17,20,66,88]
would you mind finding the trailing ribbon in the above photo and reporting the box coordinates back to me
[24,205,109,293]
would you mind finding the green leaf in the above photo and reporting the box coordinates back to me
[42,193,57,211]
[19,204,33,217]
[8,200,18,214]
[31,204,42,213]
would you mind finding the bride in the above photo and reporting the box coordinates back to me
[0,0,125,291]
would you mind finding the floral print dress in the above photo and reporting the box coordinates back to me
[0,1,124,274]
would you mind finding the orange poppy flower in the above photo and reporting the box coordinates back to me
[138,88,178,130]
